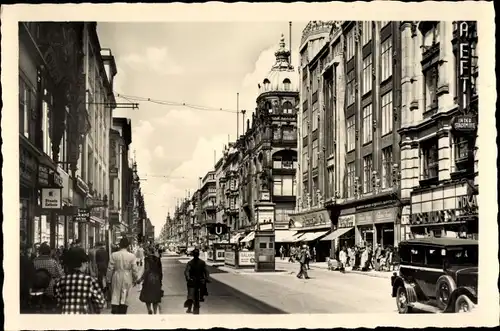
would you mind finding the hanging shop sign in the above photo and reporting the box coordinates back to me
[41,188,62,209]
[38,165,50,187]
[52,171,64,188]
[74,208,91,223]
[338,215,355,228]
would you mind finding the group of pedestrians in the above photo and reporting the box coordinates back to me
[19,238,165,315]
[331,244,400,272]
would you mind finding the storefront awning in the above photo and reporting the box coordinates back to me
[230,233,243,242]
[294,230,329,242]
[321,227,354,241]
[275,230,298,243]
[241,231,255,243]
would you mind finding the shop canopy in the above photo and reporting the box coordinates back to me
[275,230,298,243]
[240,231,255,243]
[321,227,354,241]
[294,230,329,242]
[230,233,243,243]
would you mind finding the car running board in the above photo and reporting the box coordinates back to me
[408,302,443,313]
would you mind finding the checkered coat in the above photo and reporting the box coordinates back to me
[54,271,106,314]
[33,255,64,296]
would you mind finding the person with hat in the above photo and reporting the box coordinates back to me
[53,247,106,314]
[183,248,209,314]
[106,237,139,314]
[296,244,310,279]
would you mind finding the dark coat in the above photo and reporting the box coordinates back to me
[139,255,163,304]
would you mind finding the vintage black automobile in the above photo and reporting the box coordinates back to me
[391,237,478,314]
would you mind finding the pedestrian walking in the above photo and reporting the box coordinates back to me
[88,244,98,278]
[137,247,163,314]
[296,245,310,279]
[288,246,296,263]
[184,248,210,314]
[32,242,65,312]
[338,247,347,273]
[136,245,145,267]
[305,245,311,270]
[311,246,317,263]
[279,246,285,260]
[106,238,140,314]
[53,247,106,314]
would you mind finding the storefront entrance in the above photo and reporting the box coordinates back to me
[375,223,395,248]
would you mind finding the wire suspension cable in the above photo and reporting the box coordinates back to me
[115,92,239,114]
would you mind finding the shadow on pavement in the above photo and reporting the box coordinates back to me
[205,265,286,314]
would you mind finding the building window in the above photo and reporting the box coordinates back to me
[347,70,355,106]
[381,91,393,136]
[302,150,308,172]
[283,101,293,114]
[381,147,393,189]
[363,154,373,193]
[346,28,355,60]
[424,67,439,112]
[302,115,308,137]
[283,127,296,141]
[273,175,295,196]
[283,78,291,91]
[381,37,393,82]
[19,77,34,140]
[312,105,319,131]
[327,167,334,198]
[312,139,319,169]
[273,127,281,140]
[347,162,355,197]
[362,104,373,145]
[346,116,356,152]
[312,73,318,92]
[42,89,53,158]
[362,21,372,46]
[421,139,439,180]
[362,55,373,95]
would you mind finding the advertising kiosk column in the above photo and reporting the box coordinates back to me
[254,196,276,272]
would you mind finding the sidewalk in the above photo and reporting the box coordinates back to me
[275,260,393,279]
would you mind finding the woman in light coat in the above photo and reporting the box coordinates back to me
[338,247,347,273]
[106,238,139,314]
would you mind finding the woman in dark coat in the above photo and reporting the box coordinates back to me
[137,247,163,314]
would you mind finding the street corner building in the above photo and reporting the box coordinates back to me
[18,22,149,252]
[291,20,479,257]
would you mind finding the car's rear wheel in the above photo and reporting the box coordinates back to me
[455,294,475,313]
[396,286,412,314]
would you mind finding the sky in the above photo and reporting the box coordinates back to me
[97,22,306,237]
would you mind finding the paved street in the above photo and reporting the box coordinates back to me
[105,256,284,314]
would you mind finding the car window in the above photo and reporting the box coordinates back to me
[425,248,443,268]
[446,246,478,265]
[410,246,425,265]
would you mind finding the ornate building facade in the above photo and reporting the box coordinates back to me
[399,21,478,240]
[237,35,299,239]
[295,21,404,256]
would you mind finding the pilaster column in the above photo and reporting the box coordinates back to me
[411,143,420,189]
[401,22,413,128]
[437,21,453,113]
[410,23,419,119]
[400,139,412,200]
[437,131,451,181]
[415,31,425,123]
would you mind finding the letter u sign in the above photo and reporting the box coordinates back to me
[215,225,223,235]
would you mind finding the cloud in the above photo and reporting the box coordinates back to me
[122,47,184,75]
[153,146,165,158]
[158,109,203,128]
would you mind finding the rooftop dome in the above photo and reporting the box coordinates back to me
[257,34,298,97]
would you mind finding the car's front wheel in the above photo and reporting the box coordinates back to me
[396,286,412,314]
[455,294,475,313]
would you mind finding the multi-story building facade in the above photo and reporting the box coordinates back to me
[295,21,404,255]
[200,171,217,245]
[214,157,225,224]
[399,21,478,240]
[19,22,117,251]
[109,117,133,241]
[220,143,241,239]
[237,35,299,240]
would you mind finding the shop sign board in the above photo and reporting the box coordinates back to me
[215,249,225,262]
[338,215,355,228]
[239,251,255,266]
[374,208,396,224]
[294,210,330,229]
[41,188,62,209]
[38,165,50,186]
[225,250,236,266]
[356,211,373,226]
[52,171,64,188]
[109,212,120,225]
[74,208,91,223]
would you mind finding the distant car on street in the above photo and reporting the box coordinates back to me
[391,237,478,314]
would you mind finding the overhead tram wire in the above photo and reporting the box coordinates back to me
[115,92,239,114]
